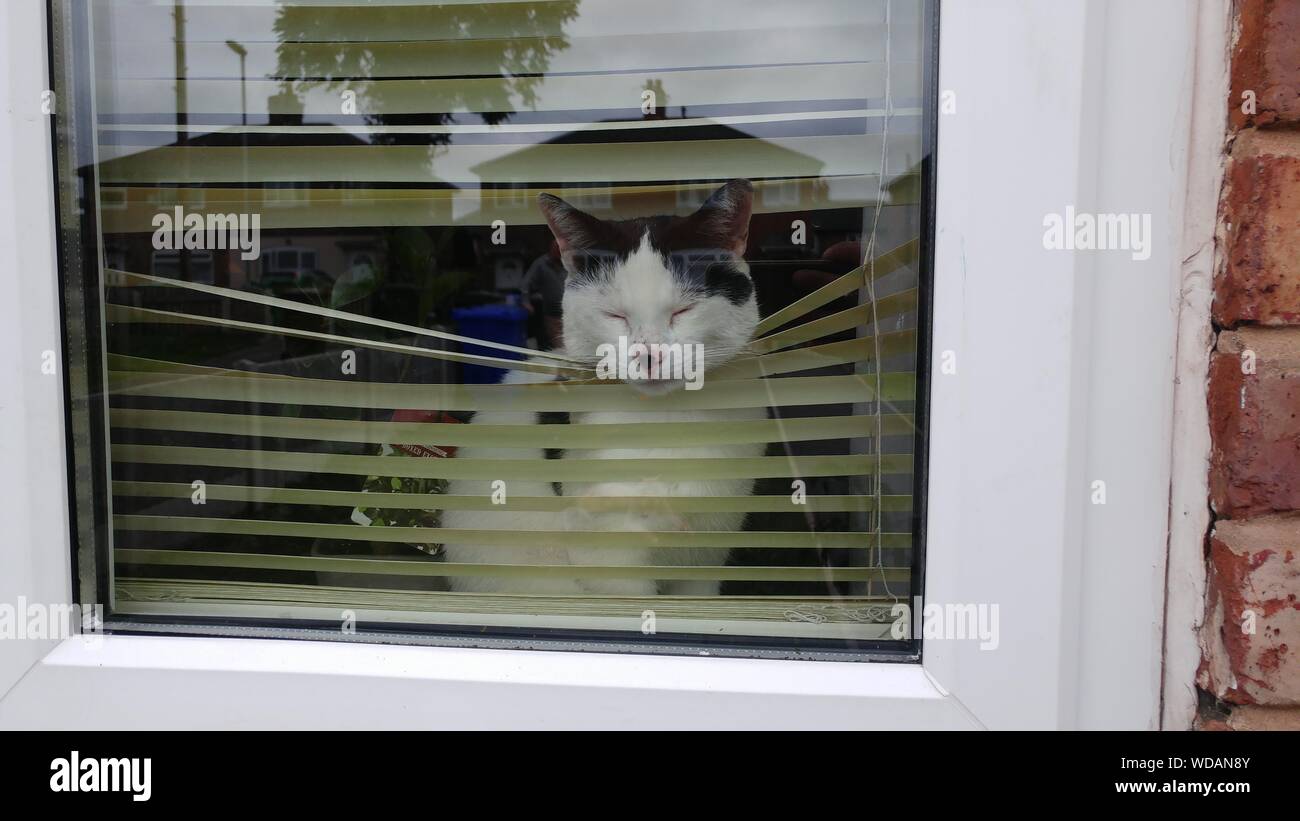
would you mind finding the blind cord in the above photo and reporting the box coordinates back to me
[863,0,899,604]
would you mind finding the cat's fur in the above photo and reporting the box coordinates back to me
[441,180,763,596]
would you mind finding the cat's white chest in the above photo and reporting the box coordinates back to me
[566,406,767,497]
[571,407,767,460]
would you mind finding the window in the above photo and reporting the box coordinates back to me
[6,0,1210,729]
[150,249,215,283]
[262,246,318,282]
[50,0,935,659]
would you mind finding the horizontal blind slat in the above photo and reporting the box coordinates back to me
[99,175,916,231]
[109,408,915,446]
[105,306,905,379]
[105,303,592,377]
[113,579,905,640]
[98,0,889,41]
[111,444,915,481]
[114,518,908,549]
[748,291,917,354]
[97,135,908,184]
[107,371,916,411]
[102,25,892,80]
[754,240,919,336]
[115,549,908,582]
[107,270,581,363]
[112,481,911,513]
[696,335,915,379]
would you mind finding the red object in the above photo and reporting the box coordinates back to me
[388,409,461,458]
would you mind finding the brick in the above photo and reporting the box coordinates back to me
[1215,130,1300,326]
[1195,717,1233,731]
[1198,514,1300,705]
[1230,0,1300,129]
[1227,705,1300,730]
[1209,328,1300,518]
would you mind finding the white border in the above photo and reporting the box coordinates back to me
[0,0,1224,729]
[0,0,75,704]
[923,0,1225,730]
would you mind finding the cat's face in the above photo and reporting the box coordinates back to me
[539,180,758,395]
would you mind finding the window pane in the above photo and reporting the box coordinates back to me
[52,0,934,657]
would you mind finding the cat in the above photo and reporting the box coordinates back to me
[441,180,764,596]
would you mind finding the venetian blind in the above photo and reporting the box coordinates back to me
[86,0,927,645]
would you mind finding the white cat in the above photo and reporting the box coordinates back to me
[441,180,763,596]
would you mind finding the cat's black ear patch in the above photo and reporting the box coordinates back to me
[689,179,754,257]
[667,250,754,306]
[705,260,755,305]
[538,193,606,274]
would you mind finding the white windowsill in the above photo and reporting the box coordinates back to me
[1,634,978,730]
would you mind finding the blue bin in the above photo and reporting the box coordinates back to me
[452,303,529,384]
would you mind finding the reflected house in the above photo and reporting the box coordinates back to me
[463,111,834,280]
[93,115,387,302]
[254,0,584,301]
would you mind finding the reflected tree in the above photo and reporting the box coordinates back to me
[265,1,580,334]
[271,2,581,136]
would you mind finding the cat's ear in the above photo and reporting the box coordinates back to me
[538,193,603,274]
[689,179,753,257]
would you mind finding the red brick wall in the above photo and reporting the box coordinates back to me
[1198,0,1300,727]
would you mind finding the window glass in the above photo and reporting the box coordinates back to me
[51,0,934,657]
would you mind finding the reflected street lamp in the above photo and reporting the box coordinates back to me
[225,40,248,126]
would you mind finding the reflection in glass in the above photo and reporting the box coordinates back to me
[53,0,933,655]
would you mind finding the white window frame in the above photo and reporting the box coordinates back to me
[0,0,1226,730]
